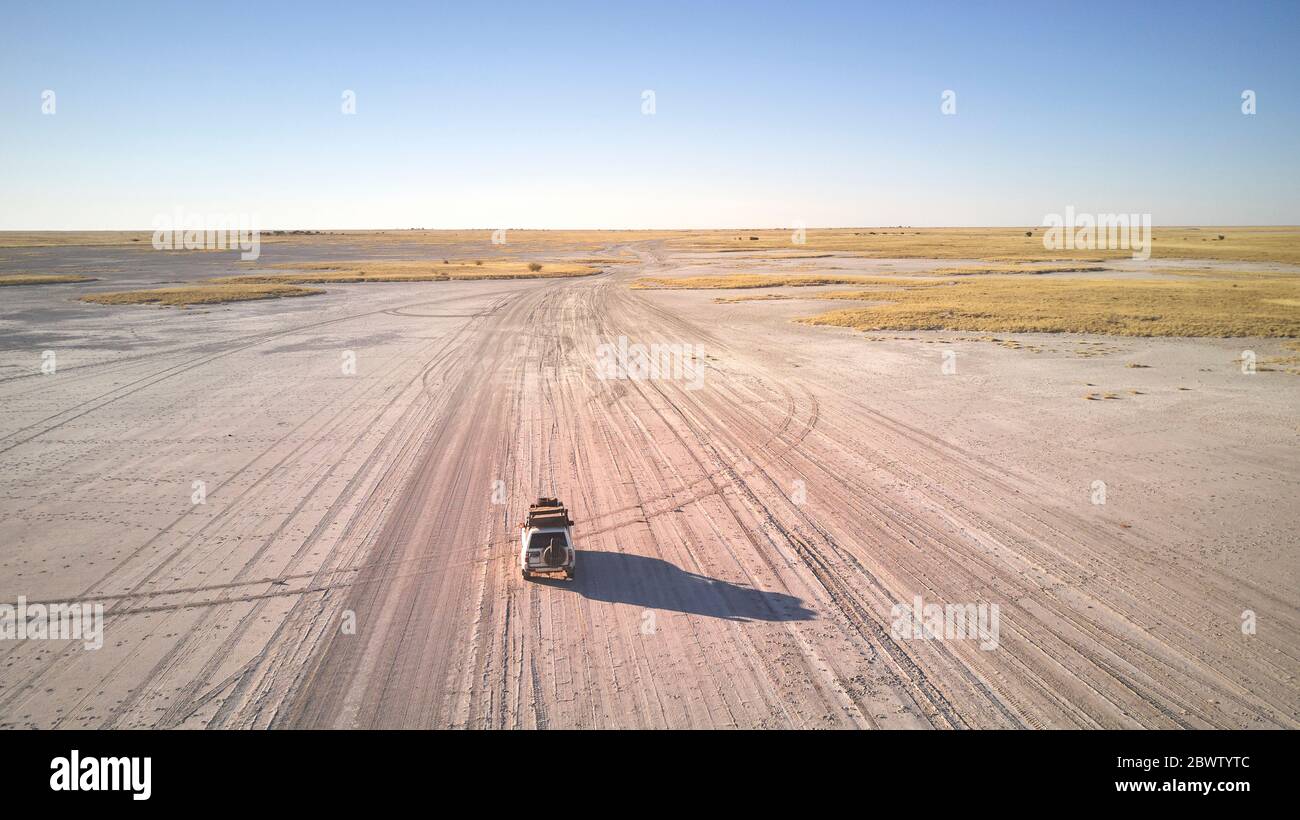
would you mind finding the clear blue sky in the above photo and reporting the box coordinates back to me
[1,0,1296,229]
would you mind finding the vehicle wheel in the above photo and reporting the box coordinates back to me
[521,569,529,581]
[567,569,575,581]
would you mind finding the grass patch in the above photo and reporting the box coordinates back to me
[1260,340,1300,374]
[713,293,802,303]
[632,273,937,290]
[81,284,322,307]
[798,275,1300,337]
[568,256,636,264]
[660,227,1300,265]
[0,232,154,248]
[216,259,600,285]
[929,264,1108,276]
[5,228,1299,265]
[0,273,96,286]
[82,258,602,310]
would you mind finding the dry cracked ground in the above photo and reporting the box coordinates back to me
[1,237,1297,729]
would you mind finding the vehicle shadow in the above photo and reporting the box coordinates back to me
[536,549,815,622]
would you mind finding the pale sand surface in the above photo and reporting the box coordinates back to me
[0,238,1296,728]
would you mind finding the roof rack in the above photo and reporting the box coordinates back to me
[526,497,574,528]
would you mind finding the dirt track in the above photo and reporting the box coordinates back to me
[1,243,1297,728]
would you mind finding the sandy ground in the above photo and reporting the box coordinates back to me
[0,241,1297,729]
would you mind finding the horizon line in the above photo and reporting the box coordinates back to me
[3,224,1299,233]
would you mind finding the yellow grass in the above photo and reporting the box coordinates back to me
[6,228,1299,265]
[929,264,1109,276]
[81,259,601,310]
[713,293,804,303]
[215,259,601,285]
[797,275,1300,337]
[567,256,636,265]
[0,273,96,285]
[1260,340,1300,374]
[632,273,939,290]
[660,227,1300,265]
[0,232,155,248]
[81,284,322,307]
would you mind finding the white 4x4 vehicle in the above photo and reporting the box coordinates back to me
[519,497,576,581]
